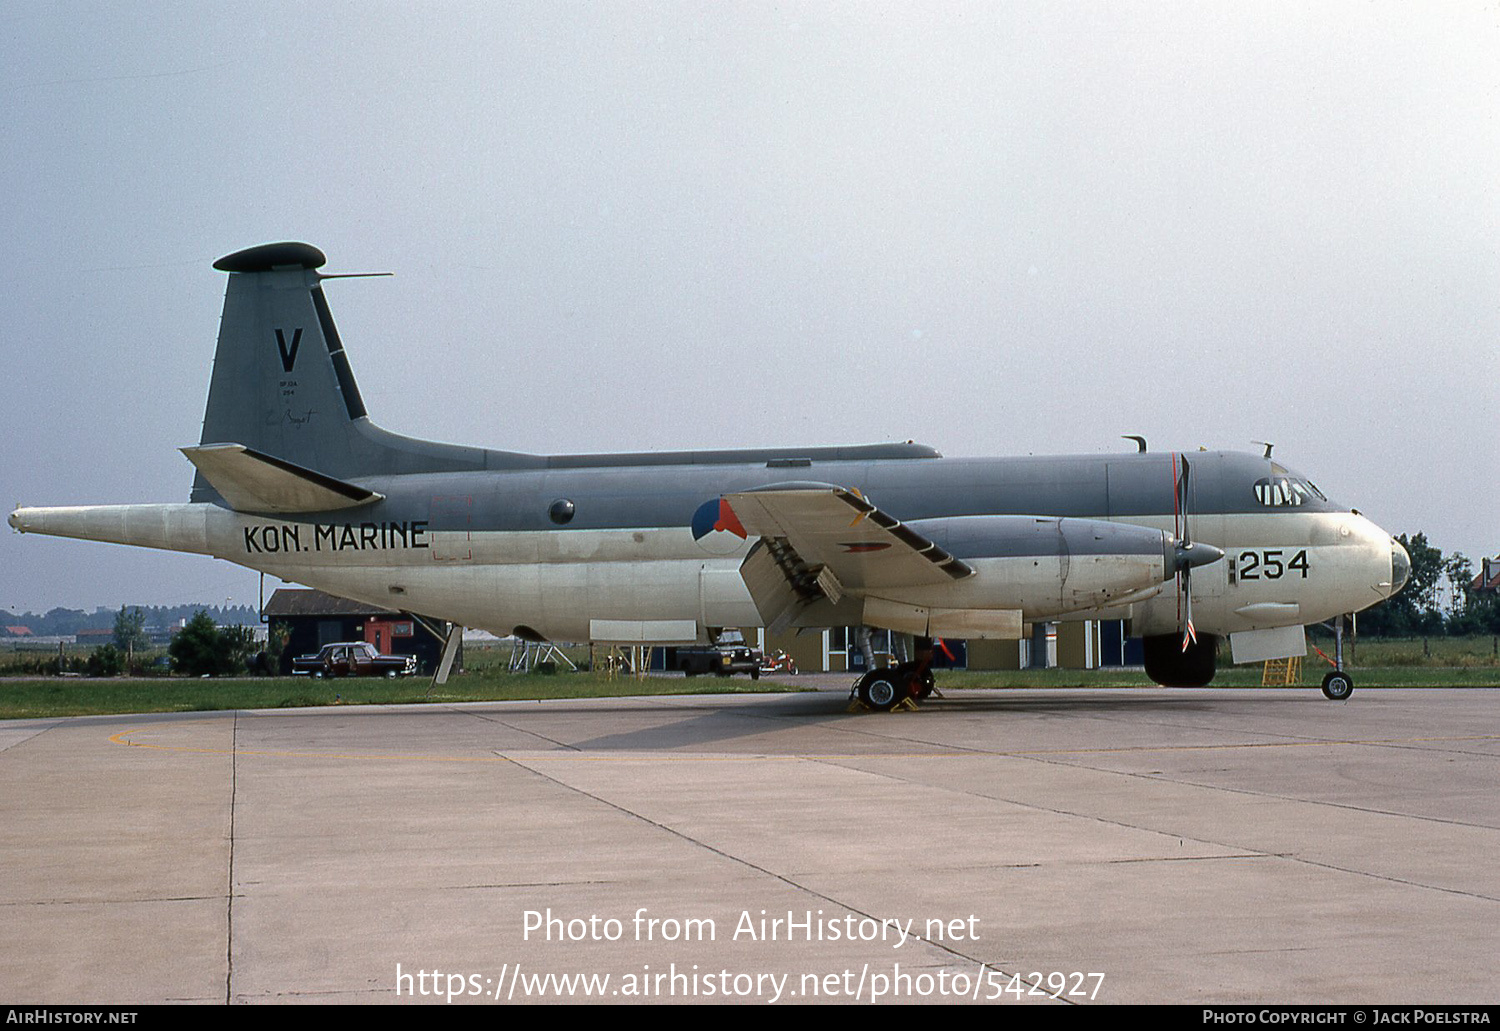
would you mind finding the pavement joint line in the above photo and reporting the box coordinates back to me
[1026,749,1500,833]
[653,691,1500,761]
[226,709,238,1007]
[0,721,63,755]
[1261,854,1500,904]
[1006,760,1500,900]
[804,753,1500,902]
[803,751,1283,870]
[0,894,236,907]
[442,704,583,751]
[498,751,1066,1005]
[104,723,1500,763]
[435,881,620,890]
[1009,708,1500,758]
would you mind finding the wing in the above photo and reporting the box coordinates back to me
[722,486,973,632]
[724,486,972,589]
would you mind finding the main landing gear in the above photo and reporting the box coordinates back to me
[849,638,938,712]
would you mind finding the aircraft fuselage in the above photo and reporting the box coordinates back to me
[12,448,1402,646]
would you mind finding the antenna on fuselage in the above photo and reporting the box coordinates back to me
[1122,435,1147,453]
[1252,440,1275,459]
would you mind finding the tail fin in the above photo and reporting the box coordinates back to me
[192,243,512,502]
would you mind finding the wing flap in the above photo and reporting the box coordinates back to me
[182,443,383,514]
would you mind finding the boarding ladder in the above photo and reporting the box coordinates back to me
[1261,655,1302,686]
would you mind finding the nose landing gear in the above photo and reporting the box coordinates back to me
[1320,613,1354,700]
[1321,669,1354,701]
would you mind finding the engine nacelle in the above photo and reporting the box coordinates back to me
[861,515,1179,635]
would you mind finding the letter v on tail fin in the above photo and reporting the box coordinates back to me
[192,242,516,505]
[181,444,383,514]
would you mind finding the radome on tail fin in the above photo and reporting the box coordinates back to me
[190,242,524,504]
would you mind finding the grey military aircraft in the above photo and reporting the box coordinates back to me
[10,242,1410,708]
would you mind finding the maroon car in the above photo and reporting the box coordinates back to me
[292,641,418,678]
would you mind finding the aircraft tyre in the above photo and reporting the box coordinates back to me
[1321,670,1354,701]
[1142,634,1218,688]
[855,669,909,711]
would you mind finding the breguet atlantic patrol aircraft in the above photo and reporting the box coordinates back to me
[10,242,1410,708]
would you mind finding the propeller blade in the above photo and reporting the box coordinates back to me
[1181,567,1198,652]
[1171,453,1182,542]
[1173,454,1207,651]
[1178,455,1192,548]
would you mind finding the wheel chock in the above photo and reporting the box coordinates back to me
[846,695,922,714]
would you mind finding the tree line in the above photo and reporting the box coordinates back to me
[1,603,259,637]
[1358,533,1499,636]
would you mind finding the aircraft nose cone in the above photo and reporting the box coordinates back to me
[1390,538,1411,596]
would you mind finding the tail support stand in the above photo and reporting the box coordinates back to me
[429,624,463,695]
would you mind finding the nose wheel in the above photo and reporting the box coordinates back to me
[1321,670,1354,700]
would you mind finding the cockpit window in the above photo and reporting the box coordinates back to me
[1253,476,1311,507]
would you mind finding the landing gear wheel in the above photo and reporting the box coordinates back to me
[855,670,908,712]
[1321,670,1354,700]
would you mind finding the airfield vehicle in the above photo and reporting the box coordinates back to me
[292,641,417,678]
[670,630,763,678]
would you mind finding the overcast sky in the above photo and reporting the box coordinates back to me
[2,1,1496,614]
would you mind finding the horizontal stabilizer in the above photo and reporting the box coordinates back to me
[181,444,383,514]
